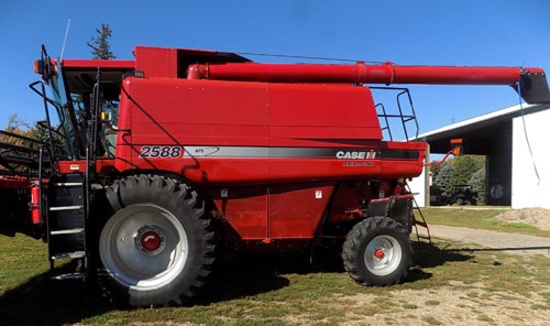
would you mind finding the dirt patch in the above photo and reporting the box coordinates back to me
[335,283,550,326]
[493,208,550,230]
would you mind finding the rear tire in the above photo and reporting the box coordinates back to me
[97,174,216,307]
[342,216,412,286]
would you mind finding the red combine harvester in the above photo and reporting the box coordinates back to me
[1,45,549,307]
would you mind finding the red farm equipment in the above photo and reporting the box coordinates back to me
[1,44,549,307]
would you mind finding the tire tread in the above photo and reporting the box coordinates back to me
[342,216,412,286]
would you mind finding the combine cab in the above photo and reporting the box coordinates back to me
[1,44,549,307]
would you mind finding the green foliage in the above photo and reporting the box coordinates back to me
[2,114,64,158]
[431,155,486,204]
[469,167,486,205]
[433,161,453,196]
[430,161,442,176]
[87,23,116,60]
[450,155,483,186]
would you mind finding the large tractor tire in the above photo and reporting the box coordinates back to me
[342,216,412,286]
[97,174,216,307]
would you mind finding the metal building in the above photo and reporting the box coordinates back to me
[410,103,550,209]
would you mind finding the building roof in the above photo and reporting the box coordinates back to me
[414,103,549,154]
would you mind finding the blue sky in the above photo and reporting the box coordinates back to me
[1,0,549,133]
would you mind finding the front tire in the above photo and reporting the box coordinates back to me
[97,174,216,307]
[342,216,412,286]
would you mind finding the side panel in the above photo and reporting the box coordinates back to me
[268,183,334,239]
[268,82,382,143]
[134,47,178,78]
[114,77,414,184]
[212,182,335,241]
[115,77,270,182]
[212,185,268,240]
[380,142,427,178]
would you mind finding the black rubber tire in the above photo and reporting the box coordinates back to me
[342,216,412,286]
[96,174,216,307]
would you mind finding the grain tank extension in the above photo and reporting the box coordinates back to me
[1,45,549,307]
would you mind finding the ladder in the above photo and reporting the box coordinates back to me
[406,185,432,246]
[412,205,432,246]
[40,67,102,281]
[46,173,88,280]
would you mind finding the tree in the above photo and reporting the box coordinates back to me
[2,114,62,154]
[430,161,442,178]
[433,161,453,197]
[469,168,486,205]
[431,155,486,205]
[5,114,31,134]
[2,114,34,148]
[1,114,39,172]
[450,155,483,186]
[87,23,116,60]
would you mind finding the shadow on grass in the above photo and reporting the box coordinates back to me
[0,253,309,325]
[195,248,356,305]
[451,246,550,257]
[406,239,475,283]
[0,265,112,326]
[0,241,475,325]
[195,252,305,305]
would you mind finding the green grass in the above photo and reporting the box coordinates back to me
[0,234,49,294]
[1,209,550,325]
[424,300,440,306]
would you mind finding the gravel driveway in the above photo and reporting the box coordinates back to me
[428,224,550,257]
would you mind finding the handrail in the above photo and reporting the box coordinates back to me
[372,87,419,142]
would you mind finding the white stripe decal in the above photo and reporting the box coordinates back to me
[183,146,390,159]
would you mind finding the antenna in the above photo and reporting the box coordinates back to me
[60,18,71,59]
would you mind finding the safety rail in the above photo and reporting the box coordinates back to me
[372,87,419,141]
[0,130,49,177]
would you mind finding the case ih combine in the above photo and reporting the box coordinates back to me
[1,45,548,307]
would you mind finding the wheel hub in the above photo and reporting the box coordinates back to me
[136,226,165,255]
[374,248,385,259]
[364,234,403,276]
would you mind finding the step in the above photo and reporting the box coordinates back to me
[49,205,83,212]
[51,251,85,260]
[51,272,86,281]
[413,220,429,228]
[53,182,83,187]
[90,183,103,190]
[50,228,84,235]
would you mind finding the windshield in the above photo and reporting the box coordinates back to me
[48,62,82,159]
[49,64,128,159]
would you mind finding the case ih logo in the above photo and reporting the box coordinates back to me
[335,150,377,160]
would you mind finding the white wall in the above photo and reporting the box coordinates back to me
[512,108,550,209]
[407,160,428,208]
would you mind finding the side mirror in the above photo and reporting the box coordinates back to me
[34,45,55,82]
